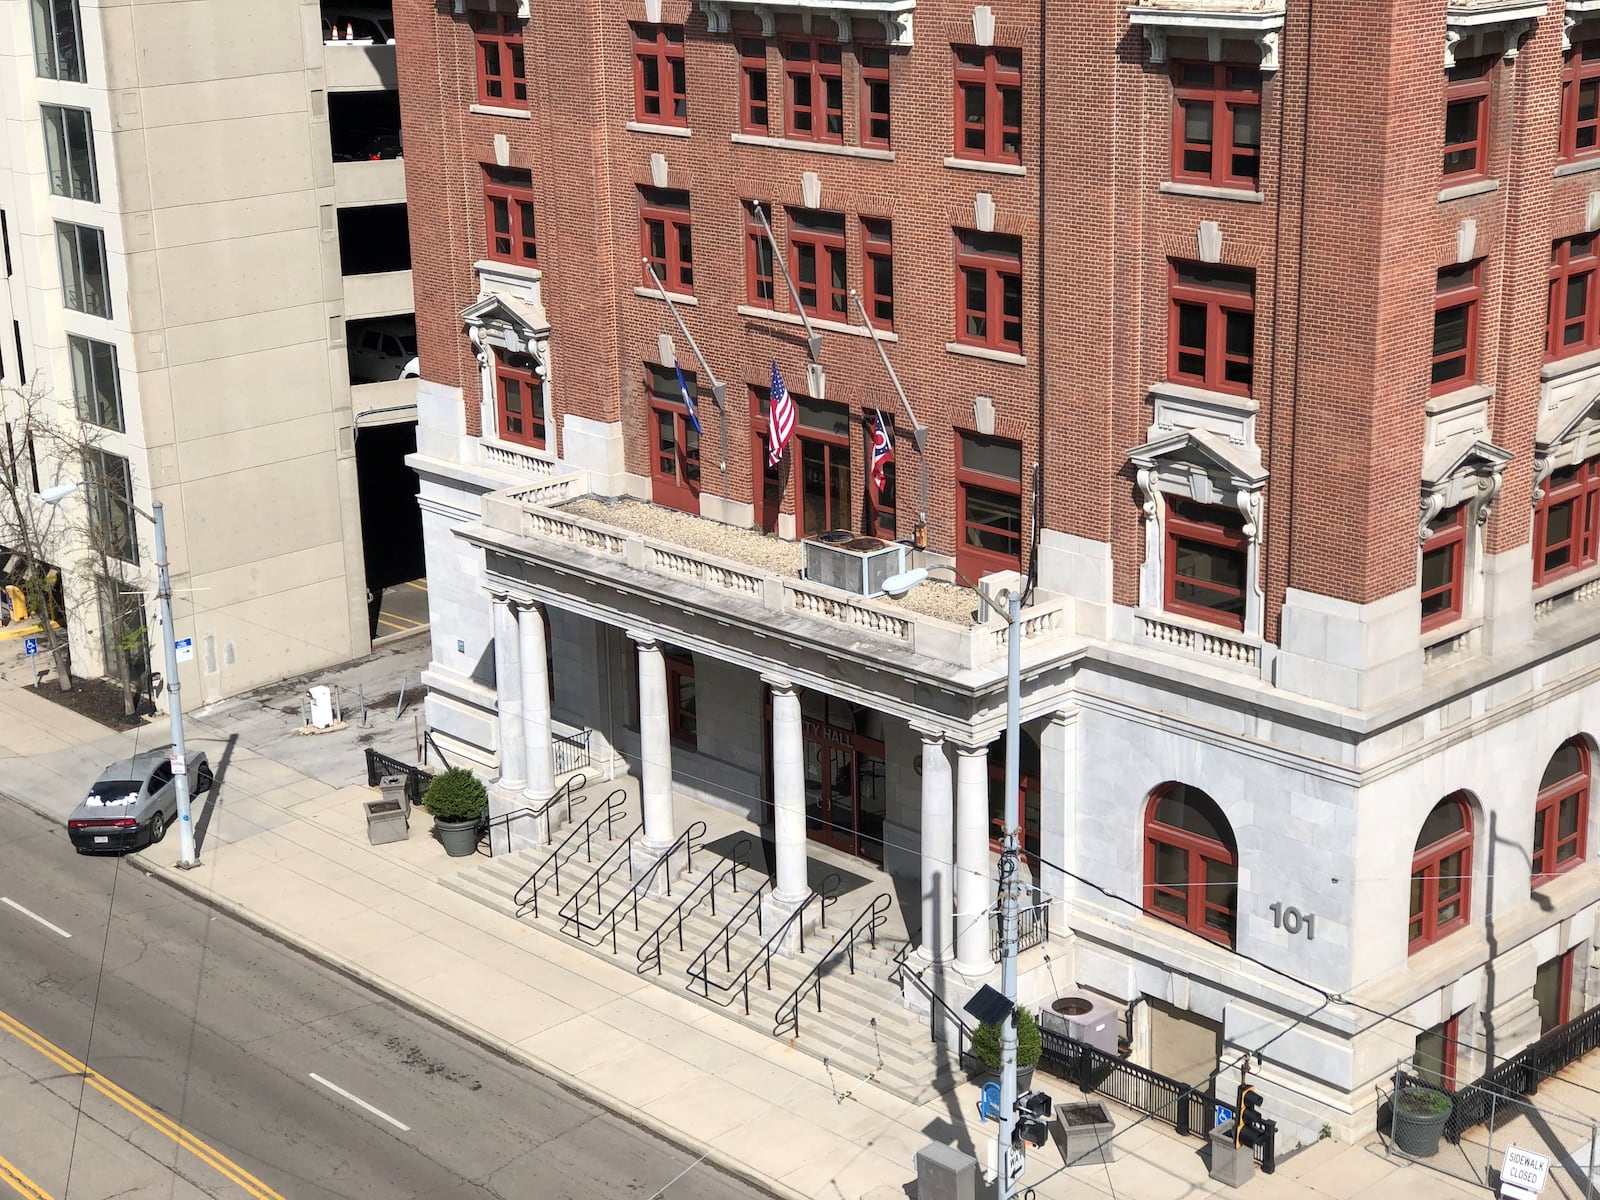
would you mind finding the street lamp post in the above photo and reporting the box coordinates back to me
[883,565,1025,1198]
[43,483,199,868]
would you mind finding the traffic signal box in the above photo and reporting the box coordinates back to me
[1015,1090,1053,1148]
[1233,1082,1277,1173]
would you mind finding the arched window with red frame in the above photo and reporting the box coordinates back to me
[1533,739,1591,886]
[1144,783,1238,948]
[1410,793,1473,954]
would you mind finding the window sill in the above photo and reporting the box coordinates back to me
[1554,156,1600,179]
[731,133,895,161]
[1438,177,1498,203]
[736,304,898,341]
[1159,181,1263,204]
[469,103,529,120]
[946,341,1026,366]
[476,259,542,284]
[1533,563,1600,606]
[1540,346,1600,382]
[636,286,696,306]
[942,156,1026,177]
[1421,616,1481,663]
[1146,379,1258,415]
[627,120,692,138]
[1422,381,1493,416]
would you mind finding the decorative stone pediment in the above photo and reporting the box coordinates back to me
[698,0,915,46]
[1536,386,1600,457]
[453,0,530,19]
[1566,0,1600,48]
[1129,428,1267,495]
[1419,437,1512,538]
[463,293,551,374]
[1127,1,1283,71]
[1444,0,1545,65]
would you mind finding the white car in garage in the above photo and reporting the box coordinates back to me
[349,324,419,382]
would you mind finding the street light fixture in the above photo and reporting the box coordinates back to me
[42,481,199,868]
[882,563,1026,1198]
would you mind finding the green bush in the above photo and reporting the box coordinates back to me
[1397,1086,1452,1116]
[421,767,488,822]
[970,1007,1042,1071]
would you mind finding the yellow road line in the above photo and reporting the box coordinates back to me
[0,1151,52,1200]
[402,580,428,592]
[380,611,423,628]
[375,618,409,632]
[0,1008,283,1200]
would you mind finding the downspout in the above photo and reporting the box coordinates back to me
[1026,0,1047,604]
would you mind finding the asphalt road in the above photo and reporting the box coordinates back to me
[0,794,767,1200]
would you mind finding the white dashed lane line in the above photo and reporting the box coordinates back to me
[308,1073,411,1131]
[0,897,71,939]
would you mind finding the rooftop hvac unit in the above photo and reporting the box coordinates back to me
[801,532,908,597]
[1038,990,1121,1057]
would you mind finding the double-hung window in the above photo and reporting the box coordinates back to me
[633,24,687,126]
[1432,262,1481,394]
[1443,58,1491,180]
[1410,794,1473,954]
[953,46,1021,164]
[782,38,843,143]
[1171,63,1261,189]
[473,14,526,107]
[956,431,1023,579]
[640,187,693,295]
[69,335,122,431]
[494,351,544,449]
[1421,502,1467,631]
[1534,457,1600,586]
[1562,40,1600,162]
[955,230,1022,353]
[1548,235,1597,360]
[42,105,97,201]
[740,38,769,133]
[86,448,137,564]
[31,0,84,81]
[483,166,537,267]
[788,209,847,319]
[862,218,894,329]
[1534,740,1591,886]
[56,221,109,318]
[860,47,891,148]
[1165,499,1249,630]
[1170,263,1254,395]
[744,201,774,307]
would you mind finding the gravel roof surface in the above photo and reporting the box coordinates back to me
[557,497,982,626]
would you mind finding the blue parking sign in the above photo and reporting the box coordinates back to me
[23,636,37,657]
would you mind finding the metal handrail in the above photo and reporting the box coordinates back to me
[560,820,707,953]
[892,935,975,1063]
[688,885,820,1015]
[637,836,754,976]
[512,788,627,919]
[478,771,588,856]
[773,891,892,1040]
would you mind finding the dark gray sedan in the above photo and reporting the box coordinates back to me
[67,746,213,853]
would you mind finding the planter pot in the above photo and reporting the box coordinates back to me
[963,1056,1036,1094]
[434,816,483,857]
[1392,1087,1453,1157]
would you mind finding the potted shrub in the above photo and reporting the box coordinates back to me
[967,1007,1042,1093]
[1391,1083,1453,1157]
[422,768,488,857]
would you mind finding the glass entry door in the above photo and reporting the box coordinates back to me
[774,689,886,865]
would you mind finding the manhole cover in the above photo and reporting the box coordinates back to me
[1053,997,1093,1017]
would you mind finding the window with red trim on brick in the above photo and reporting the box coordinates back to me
[751,385,783,532]
[483,166,536,267]
[1548,235,1598,359]
[862,217,893,329]
[1432,262,1480,394]
[1410,793,1472,955]
[494,351,544,448]
[1169,262,1254,395]
[860,47,891,147]
[665,649,697,747]
[955,229,1022,353]
[1171,62,1261,189]
[953,46,1021,163]
[473,14,526,108]
[1165,498,1248,631]
[1534,457,1600,586]
[1534,739,1590,886]
[956,431,1022,580]
[1421,502,1467,631]
[1562,41,1600,162]
[740,38,768,133]
[640,187,693,294]
[1413,1013,1460,1091]
[788,208,847,318]
[646,362,700,513]
[743,201,775,307]
[782,38,843,142]
[867,413,895,538]
[1144,783,1238,949]
[1443,58,1490,179]
[633,23,686,125]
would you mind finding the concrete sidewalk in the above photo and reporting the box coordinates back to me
[0,659,1523,1200]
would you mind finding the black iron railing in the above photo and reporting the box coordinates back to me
[477,772,588,856]
[891,940,974,1065]
[554,728,592,775]
[637,837,754,977]
[991,892,1051,963]
[1040,1027,1212,1139]
[560,820,707,953]
[687,883,822,1015]
[364,748,433,810]
[513,788,628,919]
[774,891,892,1040]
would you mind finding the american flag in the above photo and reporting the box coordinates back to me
[767,360,795,467]
[870,408,893,493]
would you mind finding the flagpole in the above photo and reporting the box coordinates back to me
[643,258,729,472]
[851,288,928,545]
[752,204,821,363]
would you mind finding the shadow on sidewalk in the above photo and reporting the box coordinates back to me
[192,733,239,855]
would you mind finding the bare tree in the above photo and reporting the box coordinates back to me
[0,378,73,691]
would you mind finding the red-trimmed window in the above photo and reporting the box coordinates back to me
[788,208,847,318]
[494,351,544,449]
[1165,498,1248,631]
[953,46,1021,163]
[646,362,700,513]
[1144,783,1238,949]
[1537,950,1576,1034]
[860,46,891,147]
[665,650,697,747]
[1170,262,1254,395]
[1561,40,1600,162]
[1548,235,1598,359]
[744,200,775,307]
[740,38,769,133]
[955,229,1023,354]
[956,431,1023,580]
[1534,739,1591,885]
[1410,793,1473,955]
[1444,58,1491,179]
[640,187,693,294]
[862,217,894,329]
[868,413,896,538]
[1413,1014,1460,1091]
[782,38,843,143]
[1432,262,1481,394]
[473,14,526,108]
[1534,457,1600,586]
[751,386,783,533]
[483,166,537,267]
[1171,62,1262,189]
[1421,502,1467,631]
[633,23,687,126]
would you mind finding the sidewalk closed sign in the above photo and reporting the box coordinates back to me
[1501,1145,1550,1200]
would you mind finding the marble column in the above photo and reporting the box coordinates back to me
[491,592,525,798]
[915,725,954,966]
[954,741,994,978]
[518,601,555,835]
[631,632,675,856]
[762,676,809,950]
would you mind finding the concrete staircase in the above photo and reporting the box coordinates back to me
[440,792,960,1104]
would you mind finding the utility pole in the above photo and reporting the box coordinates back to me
[997,585,1023,1199]
[153,500,198,868]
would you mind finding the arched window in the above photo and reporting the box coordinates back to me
[1534,739,1591,885]
[1144,784,1238,948]
[1410,794,1473,954]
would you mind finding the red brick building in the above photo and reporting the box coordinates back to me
[400,0,1600,1141]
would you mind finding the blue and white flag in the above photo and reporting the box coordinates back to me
[675,361,702,436]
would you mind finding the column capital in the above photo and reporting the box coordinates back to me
[626,628,660,650]
[761,673,797,695]
[513,595,545,617]
[909,721,947,745]
[949,737,995,758]
[489,589,512,606]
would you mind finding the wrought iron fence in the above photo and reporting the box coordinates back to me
[1039,1027,1212,1140]
[364,747,434,811]
[991,894,1051,963]
[554,728,592,775]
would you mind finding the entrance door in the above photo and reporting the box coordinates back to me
[793,395,852,536]
[1148,998,1222,1087]
[774,689,887,865]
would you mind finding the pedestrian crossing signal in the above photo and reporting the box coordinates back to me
[1014,1090,1052,1149]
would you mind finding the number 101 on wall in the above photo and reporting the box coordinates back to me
[1269,902,1316,940]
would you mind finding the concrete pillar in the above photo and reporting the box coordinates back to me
[631,632,674,854]
[954,741,994,978]
[914,725,954,965]
[1038,711,1075,939]
[518,600,555,821]
[762,676,809,951]
[491,592,525,797]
